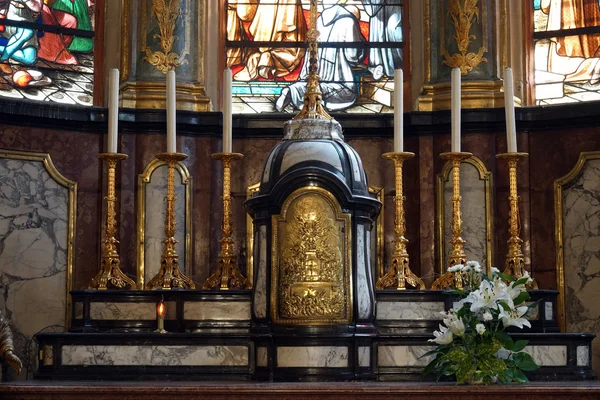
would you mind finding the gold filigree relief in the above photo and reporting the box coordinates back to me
[271,187,352,325]
[441,0,487,75]
[143,0,189,73]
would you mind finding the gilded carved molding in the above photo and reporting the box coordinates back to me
[143,0,189,73]
[441,0,487,75]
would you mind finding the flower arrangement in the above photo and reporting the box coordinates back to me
[423,261,539,384]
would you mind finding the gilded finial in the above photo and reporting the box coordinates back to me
[293,0,333,121]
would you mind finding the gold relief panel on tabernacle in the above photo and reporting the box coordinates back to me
[271,187,352,325]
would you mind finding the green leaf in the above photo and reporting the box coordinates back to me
[513,291,530,306]
[478,356,507,376]
[498,301,512,311]
[496,332,514,351]
[456,361,476,383]
[447,347,470,363]
[512,340,528,353]
[512,368,529,383]
[514,276,531,286]
[515,352,539,371]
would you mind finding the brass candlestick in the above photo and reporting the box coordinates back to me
[202,153,250,290]
[146,152,196,290]
[376,152,425,290]
[89,153,137,290]
[432,152,473,290]
[496,152,538,289]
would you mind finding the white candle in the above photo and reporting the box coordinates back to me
[223,68,233,153]
[166,70,177,153]
[107,68,119,153]
[451,67,461,152]
[504,67,518,153]
[393,69,403,152]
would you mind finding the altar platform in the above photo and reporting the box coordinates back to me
[2,381,600,400]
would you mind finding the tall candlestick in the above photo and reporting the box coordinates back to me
[393,69,404,152]
[504,67,518,153]
[451,68,461,152]
[107,69,119,153]
[223,69,233,153]
[166,70,177,153]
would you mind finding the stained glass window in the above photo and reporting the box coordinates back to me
[0,0,95,105]
[226,0,403,114]
[533,0,600,104]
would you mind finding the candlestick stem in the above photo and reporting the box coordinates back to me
[89,153,136,290]
[376,152,424,290]
[146,153,196,289]
[432,152,472,290]
[497,153,538,289]
[203,153,250,290]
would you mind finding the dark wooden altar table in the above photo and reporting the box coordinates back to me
[1,381,600,400]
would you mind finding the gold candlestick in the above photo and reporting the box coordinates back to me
[496,152,538,289]
[146,152,196,290]
[203,153,250,290]
[90,153,137,290]
[432,152,473,290]
[376,152,425,290]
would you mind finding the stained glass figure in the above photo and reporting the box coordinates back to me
[226,0,404,114]
[533,0,600,104]
[0,0,95,105]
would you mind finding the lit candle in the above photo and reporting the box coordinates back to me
[504,67,518,153]
[393,69,403,152]
[166,70,177,153]
[157,300,165,332]
[107,69,119,153]
[451,67,461,152]
[223,68,233,153]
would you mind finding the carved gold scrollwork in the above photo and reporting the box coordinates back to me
[441,0,487,75]
[271,187,352,325]
[143,0,189,73]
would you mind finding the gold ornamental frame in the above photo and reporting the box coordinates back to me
[137,158,193,289]
[554,151,600,332]
[246,184,383,283]
[0,150,76,327]
[270,186,353,326]
[436,155,494,274]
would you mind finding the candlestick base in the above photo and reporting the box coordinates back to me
[89,153,137,290]
[154,328,168,334]
[439,151,473,162]
[202,255,250,290]
[496,152,538,289]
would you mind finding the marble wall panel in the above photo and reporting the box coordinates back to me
[61,345,249,366]
[256,347,268,367]
[377,345,435,367]
[376,301,444,320]
[525,345,567,366]
[141,163,189,285]
[358,346,371,367]
[183,301,251,321]
[561,157,600,375]
[441,161,489,270]
[276,346,348,368]
[90,302,156,320]
[0,156,71,380]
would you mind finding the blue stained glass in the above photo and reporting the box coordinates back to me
[534,0,541,10]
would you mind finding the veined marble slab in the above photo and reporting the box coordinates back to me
[277,346,348,368]
[358,346,371,367]
[256,347,268,367]
[356,225,371,319]
[0,157,70,380]
[525,345,567,366]
[253,226,267,319]
[183,301,251,321]
[61,345,249,367]
[377,301,445,321]
[90,302,156,320]
[561,158,600,375]
[377,345,435,367]
[577,346,590,367]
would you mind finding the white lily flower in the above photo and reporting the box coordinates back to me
[448,264,463,273]
[448,318,466,337]
[475,323,486,335]
[466,261,482,273]
[483,311,493,321]
[498,305,532,329]
[428,324,454,345]
[467,280,512,313]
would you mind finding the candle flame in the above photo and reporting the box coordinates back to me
[158,302,165,316]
